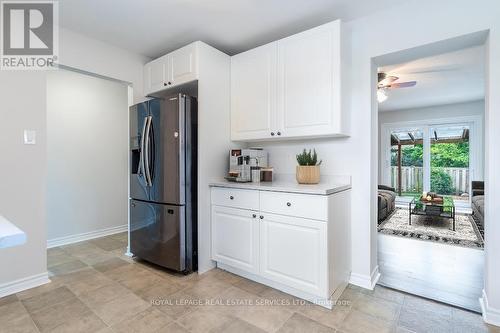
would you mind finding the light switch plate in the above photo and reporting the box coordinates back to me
[23,130,36,145]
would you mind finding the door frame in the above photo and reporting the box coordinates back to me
[381,115,483,205]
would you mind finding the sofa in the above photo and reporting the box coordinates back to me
[378,185,396,223]
[472,181,484,235]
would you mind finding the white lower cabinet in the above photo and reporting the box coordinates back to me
[260,213,327,296]
[211,206,259,274]
[210,186,350,308]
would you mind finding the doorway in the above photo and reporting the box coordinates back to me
[375,42,486,312]
[46,68,130,274]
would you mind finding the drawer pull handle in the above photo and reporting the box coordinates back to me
[252,214,257,218]
[229,196,234,200]
[259,215,264,219]
[286,202,292,207]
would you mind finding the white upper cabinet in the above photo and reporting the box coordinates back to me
[168,44,198,87]
[144,43,198,96]
[276,22,342,138]
[231,43,277,141]
[144,56,168,95]
[230,20,347,141]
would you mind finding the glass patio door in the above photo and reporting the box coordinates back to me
[388,123,472,206]
[430,124,471,204]
[390,128,424,197]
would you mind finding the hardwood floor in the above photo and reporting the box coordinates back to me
[378,233,484,312]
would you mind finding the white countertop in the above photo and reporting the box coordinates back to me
[0,215,27,249]
[209,174,351,195]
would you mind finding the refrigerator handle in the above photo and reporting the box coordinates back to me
[144,116,153,186]
[139,116,148,179]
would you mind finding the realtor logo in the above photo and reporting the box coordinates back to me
[1,1,58,69]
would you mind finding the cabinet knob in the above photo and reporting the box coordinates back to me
[259,215,264,219]
[168,81,172,85]
[163,82,167,86]
[252,214,257,218]
[286,202,291,207]
[277,132,282,136]
[271,132,275,136]
[229,196,234,200]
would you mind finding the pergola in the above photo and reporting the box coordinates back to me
[391,128,469,196]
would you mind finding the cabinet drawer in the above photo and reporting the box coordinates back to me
[260,191,328,221]
[211,187,259,210]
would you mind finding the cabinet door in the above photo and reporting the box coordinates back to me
[231,43,277,141]
[168,44,198,86]
[144,56,168,95]
[260,213,327,296]
[212,206,259,274]
[276,21,341,138]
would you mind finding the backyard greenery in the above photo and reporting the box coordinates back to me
[391,142,469,195]
[431,168,455,195]
[391,142,469,167]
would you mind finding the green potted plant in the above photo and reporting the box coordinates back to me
[296,149,322,184]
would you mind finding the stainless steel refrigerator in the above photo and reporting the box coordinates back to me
[129,94,197,273]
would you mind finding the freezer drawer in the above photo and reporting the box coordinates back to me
[130,199,186,271]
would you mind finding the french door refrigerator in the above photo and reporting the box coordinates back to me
[129,94,197,273]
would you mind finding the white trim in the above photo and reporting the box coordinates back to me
[47,224,127,248]
[125,245,133,257]
[480,289,500,326]
[349,265,381,290]
[0,272,50,298]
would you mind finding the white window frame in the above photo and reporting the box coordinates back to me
[381,115,483,207]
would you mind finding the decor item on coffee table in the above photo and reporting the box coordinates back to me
[378,185,396,223]
[379,208,483,248]
[409,194,455,231]
[296,149,322,184]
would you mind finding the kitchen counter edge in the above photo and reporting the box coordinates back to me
[208,180,351,195]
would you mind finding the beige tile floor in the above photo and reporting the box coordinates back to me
[1,232,499,333]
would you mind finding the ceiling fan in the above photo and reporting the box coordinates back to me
[377,72,417,103]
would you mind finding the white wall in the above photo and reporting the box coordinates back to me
[378,100,485,182]
[260,0,500,323]
[0,28,149,291]
[46,70,128,242]
[379,100,484,127]
[0,72,48,290]
[59,28,149,104]
[344,0,500,325]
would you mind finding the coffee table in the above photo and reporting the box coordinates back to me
[409,197,456,231]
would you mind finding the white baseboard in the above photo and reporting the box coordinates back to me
[47,224,127,248]
[480,289,500,326]
[349,265,381,290]
[0,272,50,298]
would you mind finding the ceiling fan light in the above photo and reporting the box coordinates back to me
[377,89,388,103]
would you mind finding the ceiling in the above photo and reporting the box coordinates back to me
[59,0,404,58]
[378,46,485,112]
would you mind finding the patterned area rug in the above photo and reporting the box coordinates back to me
[378,208,484,249]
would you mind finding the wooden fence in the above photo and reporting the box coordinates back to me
[391,166,469,195]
